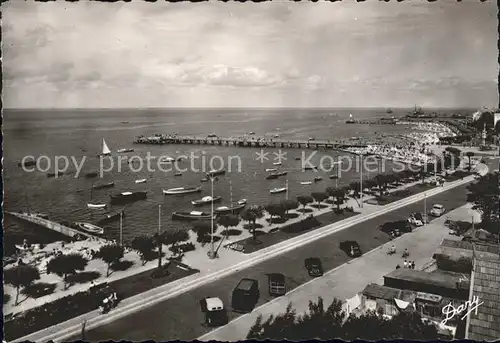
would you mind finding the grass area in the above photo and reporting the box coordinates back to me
[4,260,199,341]
[238,210,360,254]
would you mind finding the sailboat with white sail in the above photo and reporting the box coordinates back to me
[98,138,112,157]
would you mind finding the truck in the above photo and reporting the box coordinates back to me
[231,278,259,313]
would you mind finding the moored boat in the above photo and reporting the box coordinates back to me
[200,178,209,182]
[93,181,115,190]
[18,160,36,168]
[266,174,279,180]
[135,178,147,184]
[163,186,202,195]
[87,203,107,209]
[75,222,104,235]
[85,172,98,178]
[97,210,125,225]
[270,187,287,194]
[314,176,323,182]
[276,171,288,176]
[47,172,64,178]
[110,191,147,205]
[191,196,222,207]
[329,174,339,179]
[206,169,226,177]
[172,211,214,221]
[273,162,282,166]
[303,165,317,170]
[300,181,313,185]
[174,172,182,176]
[266,168,277,172]
[117,148,134,153]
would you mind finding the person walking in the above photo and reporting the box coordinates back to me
[396,264,401,269]
[411,261,416,269]
[404,260,408,268]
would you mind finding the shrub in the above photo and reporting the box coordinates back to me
[169,242,195,254]
[4,293,11,304]
[111,260,134,272]
[21,282,57,298]
[66,271,101,285]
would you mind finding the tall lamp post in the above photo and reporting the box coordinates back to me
[359,154,364,208]
[208,176,217,259]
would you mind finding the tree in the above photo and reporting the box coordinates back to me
[265,203,285,222]
[240,205,265,241]
[153,232,164,268]
[162,229,190,251]
[218,214,240,238]
[374,174,388,196]
[192,221,213,245]
[467,173,500,234]
[331,188,346,210]
[349,181,361,197]
[247,296,438,340]
[311,192,328,206]
[4,265,40,305]
[46,253,88,289]
[465,151,474,170]
[96,244,124,277]
[296,195,314,212]
[131,235,156,266]
[282,199,299,217]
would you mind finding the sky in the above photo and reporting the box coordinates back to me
[2,0,498,109]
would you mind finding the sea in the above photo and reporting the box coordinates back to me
[2,107,471,254]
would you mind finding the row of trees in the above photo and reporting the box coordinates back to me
[4,243,126,306]
[247,297,439,340]
[467,172,500,235]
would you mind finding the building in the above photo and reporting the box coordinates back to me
[383,269,470,301]
[465,256,500,340]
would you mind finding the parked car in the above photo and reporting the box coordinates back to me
[199,297,228,326]
[408,213,424,226]
[268,273,286,296]
[339,240,362,257]
[430,204,446,217]
[231,278,259,313]
[379,220,412,236]
[304,257,323,277]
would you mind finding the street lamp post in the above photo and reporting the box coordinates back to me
[424,193,427,218]
[208,176,216,259]
[360,154,364,208]
[119,211,123,246]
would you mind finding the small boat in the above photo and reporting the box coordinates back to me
[308,137,315,141]
[87,203,107,209]
[15,244,31,251]
[274,134,280,138]
[174,172,182,176]
[191,196,222,206]
[248,132,256,135]
[207,133,217,138]
[294,157,301,161]
[329,175,339,179]
[200,178,209,182]
[97,210,125,225]
[206,169,226,177]
[121,121,130,124]
[93,181,115,190]
[98,138,112,157]
[266,174,279,180]
[346,113,355,124]
[300,181,313,185]
[47,172,64,178]
[135,178,147,184]
[270,187,287,194]
[18,160,36,168]
[314,177,323,182]
[163,186,202,195]
[110,191,147,205]
[75,222,105,235]
[266,168,278,172]
[172,211,214,221]
[303,166,317,170]
[273,162,282,166]
[85,172,98,178]
[276,171,288,176]
[117,148,134,153]
[159,156,181,163]
[238,199,247,205]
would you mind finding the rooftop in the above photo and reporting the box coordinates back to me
[467,257,500,341]
[435,239,500,261]
[362,283,416,302]
[384,268,470,290]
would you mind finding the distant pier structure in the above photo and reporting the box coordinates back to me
[133,134,368,153]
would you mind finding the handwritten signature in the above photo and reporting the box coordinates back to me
[441,296,484,325]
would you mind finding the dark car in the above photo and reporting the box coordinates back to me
[379,220,412,236]
[199,297,228,327]
[304,257,323,277]
[268,273,286,297]
[231,278,259,313]
[339,240,362,257]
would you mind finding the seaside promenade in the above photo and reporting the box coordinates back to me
[13,161,489,343]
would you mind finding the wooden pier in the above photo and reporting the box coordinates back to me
[133,134,368,152]
[6,212,104,240]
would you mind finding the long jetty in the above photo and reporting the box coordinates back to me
[133,134,368,152]
[6,212,104,241]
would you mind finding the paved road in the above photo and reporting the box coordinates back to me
[78,184,470,341]
[199,206,468,341]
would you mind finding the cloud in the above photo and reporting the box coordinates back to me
[2,0,498,108]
